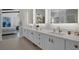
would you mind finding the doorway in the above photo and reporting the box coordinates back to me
[1,9,20,40]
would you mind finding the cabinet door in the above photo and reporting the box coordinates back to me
[34,32,40,46]
[49,36,65,50]
[40,34,49,50]
[48,37,55,50]
[33,32,49,49]
[66,40,79,50]
[28,30,34,42]
[25,30,36,44]
[25,30,32,40]
[53,37,65,50]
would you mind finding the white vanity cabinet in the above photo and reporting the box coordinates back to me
[33,32,41,47]
[24,29,65,50]
[28,30,33,41]
[37,33,65,50]
[24,30,49,49]
[25,29,39,45]
[47,36,55,50]
[26,30,34,42]
[31,30,65,50]
[24,29,79,50]
[33,32,52,50]
[39,34,49,49]
[66,40,79,50]
[29,30,36,43]
[53,37,65,50]
[24,29,30,40]
[47,36,65,50]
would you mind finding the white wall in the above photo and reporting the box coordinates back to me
[19,9,28,27]
[2,13,20,27]
[27,9,33,24]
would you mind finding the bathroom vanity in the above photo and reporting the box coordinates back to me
[20,9,79,50]
[22,27,79,50]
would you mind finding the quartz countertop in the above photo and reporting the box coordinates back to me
[23,27,79,42]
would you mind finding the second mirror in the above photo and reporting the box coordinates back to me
[36,9,45,24]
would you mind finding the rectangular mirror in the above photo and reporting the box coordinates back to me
[36,9,45,24]
[51,9,78,23]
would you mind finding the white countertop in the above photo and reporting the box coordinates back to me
[23,27,79,42]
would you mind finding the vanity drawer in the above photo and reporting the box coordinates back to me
[66,40,79,50]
